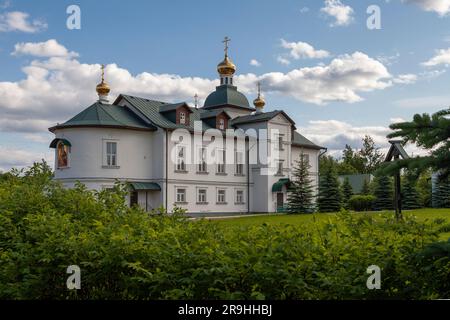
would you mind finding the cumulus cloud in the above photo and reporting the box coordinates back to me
[276,56,291,65]
[298,119,427,158]
[0,39,408,141]
[393,73,418,84]
[0,146,53,172]
[422,48,450,66]
[0,11,47,33]
[12,39,79,58]
[401,0,450,16]
[320,0,354,27]
[280,39,330,60]
[250,59,261,67]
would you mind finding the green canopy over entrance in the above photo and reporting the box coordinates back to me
[272,178,290,192]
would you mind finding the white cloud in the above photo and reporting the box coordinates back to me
[320,0,354,27]
[298,119,428,158]
[422,48,450,66]
[0,146,53,172]
[250,59,261,67]
[300,7,310,13]
[0,40,403,141]
[280,39,330,60]
[276,56,291,65]
[12,39,79,58]
[401,0,450,16]
[0,11,47,33]
[393,73,418,84]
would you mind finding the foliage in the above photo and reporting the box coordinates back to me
[360,178,371,195]
[432,177,450,208]
[402,173,422,210]
[341,177,353,210]
[1,162,449,299]
[318,167,341,213]
[348,195,376,212]
[380,108,450,180]
[286,153,315,214]
[417,170,432,207]
[373,175,393,211]
[358,135,384,174]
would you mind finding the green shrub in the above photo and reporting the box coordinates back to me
[0,162,449,299]
[349,195,376,211]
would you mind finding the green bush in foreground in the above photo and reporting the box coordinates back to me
[0,162,449,299]
[349,195,376,212]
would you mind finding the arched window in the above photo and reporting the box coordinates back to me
[57,141,70,168]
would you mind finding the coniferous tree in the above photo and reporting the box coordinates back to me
[286,153,315,214]
[402,174,421,210]
[341,177,353,210]
[373,175,394,210]
[432,177,450,208]
[361,178,371,195]
[318,167,341,212]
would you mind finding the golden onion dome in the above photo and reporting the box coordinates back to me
[96,81,110,96]
[253,95,265,108]
[217,54,236,76]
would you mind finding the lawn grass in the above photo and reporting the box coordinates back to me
[212,208,450,240]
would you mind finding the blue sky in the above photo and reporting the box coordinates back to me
[1,0,450,170]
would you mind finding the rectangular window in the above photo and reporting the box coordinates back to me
[197,189,207,203]
[235,151,244,175]
[278,136,284,150]
[302,153,310,165]
[236,190,244,204]
[176,188,186,203]
[198,147,207,173]
[106,141,117,166]
[217,149,226,174]
[217,189,226,204]
[176,145,186,171]
[180,111,186,124]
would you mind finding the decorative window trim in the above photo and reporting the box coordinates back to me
[175,145,187,172]
[197,188,208,204]
[103,139,119,167]
[175,187,187,204]
[235,189,245,205]
[216,188,227,204]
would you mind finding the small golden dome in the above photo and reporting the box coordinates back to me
[96,81,110,96]
[253,96,265,108]
[96,64,110,96]
[217,54,236,76]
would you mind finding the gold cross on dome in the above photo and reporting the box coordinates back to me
[222,36,231,55]
[257,81,261,97]
[101,64,105,82]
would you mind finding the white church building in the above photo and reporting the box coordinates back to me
[49,39,325,214]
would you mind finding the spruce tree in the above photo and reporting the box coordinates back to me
[373,175,394,210]
[433,177,450,208]
[341,177,353,210]
[287,153,315,214]
[318,167,341,212]
[402,175,421,210]
[361,178,371,195]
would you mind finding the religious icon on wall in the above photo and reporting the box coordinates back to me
[57,142,69,168]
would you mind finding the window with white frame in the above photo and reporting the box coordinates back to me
[198,147,207,173]
[105,141,117,166]
[180,111,186,124]
[219,118,225,130]
[197,188,207,203]
[235,190,244,204]
[278,135,284,150]
[301,153,310,165]
[235,151,244,175]
[217,189,226,204]
[176,188,186,203]
[217,149,226,174]
[176,145,186,171]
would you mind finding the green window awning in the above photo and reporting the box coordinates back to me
[49,138,72,148]
[272,178,290,192]
[129,182,161,191]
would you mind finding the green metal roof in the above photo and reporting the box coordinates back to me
[292,131,324,150]
[159,102,192,113]
[200,109,231,119]
[49,138,72,148]
[230,110,296,127]
[49,102,155,132]
[272,178,290,192]
[204,85,253,110]
[118,94,215,130]
[129,182,161,191]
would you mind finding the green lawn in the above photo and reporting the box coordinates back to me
[213,208,450,240]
